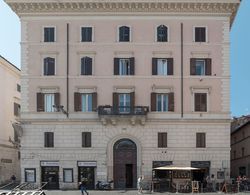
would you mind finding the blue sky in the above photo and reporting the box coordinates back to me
[0,0,249,117]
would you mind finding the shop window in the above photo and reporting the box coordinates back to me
[63,168,73,183]
[25,168,36,183]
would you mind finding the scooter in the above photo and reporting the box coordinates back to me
[96,180,113,190]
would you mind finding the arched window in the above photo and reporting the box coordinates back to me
[157,25,168,42]
[81,57,92,75]
[43,57,55,75]
[119,26,130,42]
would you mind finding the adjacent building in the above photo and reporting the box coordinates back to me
[0,55,21,184]
[6,0,240,190]
[231,115,250,178]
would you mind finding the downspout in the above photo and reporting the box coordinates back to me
[66,23,69,118]
[181,23,184,118]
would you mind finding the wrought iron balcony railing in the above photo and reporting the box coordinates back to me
[98,106,149,116]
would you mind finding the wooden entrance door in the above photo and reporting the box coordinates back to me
[113,139,137,189]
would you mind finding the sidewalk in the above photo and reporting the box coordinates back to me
[43,190,247,195]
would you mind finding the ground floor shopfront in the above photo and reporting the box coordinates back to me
[20,120,231,190]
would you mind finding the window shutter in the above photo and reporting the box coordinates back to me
[49,132,54,147]
[130,57,135,75]
[86,132,91,147]
[152,58,158,75]
[194,93,200,111]
[92,92,97,111]
[81,58,85,75]
[201,93,207,112]
[44,132,48,147]
[151,93,156,111]
[82,132,85,147]
[167,58,174,75]
[190,58,196,75]
[14,103,20,116]
[54,93,60,107]
[114,58,119,75]
[48,58,55,75]
[86,57,92,75]
[158,133,163,148]
[130,92,135,109]
[202,133,206,147]
[113,93,119,108]
[205,58,212,75]
[168,92,174,112]
[196,133,200,147]
[162,133,168,147]
[37,93,44,112]
[74,92,81,112]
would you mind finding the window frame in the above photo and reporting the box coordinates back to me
[44,93,56,112]
[17,84,21,92]
[193,26,208,43]
[43,26,56,42]
[155,25,169,42]
[14,102,21,116]
[158,132,168,148]
[119,58,131,75]
[118,93,131,113]
[63,168,74,183]
[80,26,94,42]
[44,132,54,148]
[196,132,206,148]
[156,94,169,112]
[117,25,132,42]
[81,93,93,112]
[43,57,56,76]
[194,59,206,76]
[82,132,91,148]
[24,168,36,183]
[193,92,209,113]
[157,58,168,75]
[80,56,93,76]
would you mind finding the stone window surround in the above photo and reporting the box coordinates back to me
[80,25,95,42]
[77,51,96,76]
[42,25,56,43]
[155,24,169,43]
[193,26,208,43]
[190,86,211,113]
[40,52,58,76]
[116,25,132,43]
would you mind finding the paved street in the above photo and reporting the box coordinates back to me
[42,190,248,195]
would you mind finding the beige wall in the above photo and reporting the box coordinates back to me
[22,16,229,116]
[0,56,21,183]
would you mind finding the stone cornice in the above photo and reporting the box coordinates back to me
[6,1,240,24]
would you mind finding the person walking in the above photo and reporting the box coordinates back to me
[79,179,89,195]
[137,176,143,194]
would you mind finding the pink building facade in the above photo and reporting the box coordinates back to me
[6,0,239,190]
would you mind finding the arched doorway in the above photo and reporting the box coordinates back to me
[113,139,137,189]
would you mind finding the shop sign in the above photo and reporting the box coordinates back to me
[1,159,12,163]
[40,161,59,167]
[78,161,97,167]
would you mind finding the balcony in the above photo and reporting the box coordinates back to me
[98,105,149,116]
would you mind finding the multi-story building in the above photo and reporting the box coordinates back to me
[6,0,240,190]
[0,55,21,184]
[231,115,250,178]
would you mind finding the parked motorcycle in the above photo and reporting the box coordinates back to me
[96,180,113,190]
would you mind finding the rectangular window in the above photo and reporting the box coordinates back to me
[114,58,135,75]
[81,94,93,112]
[119,26,130,42]
[81,57,92,75]
[25,168,36,183]
[63,169,73,183]
[44,94,55,112]
[44,132,54,148]
[44,57,55,76]
[14,103,20,116]
[158,132,167,148]
[81,27,92,42]
[196,133,206,148]
[118,93,131,113]
[44,27,55,42]
[82,132,91,147]
[195,27,206,42]
[119,59,130,75]
[157,59,168,75]
[194,93,207,112]
[156,94,168,112]
[190,58,211,76]
[152,58,173,76]
[17,84,21,92]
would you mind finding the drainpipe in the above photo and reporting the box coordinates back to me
[66,23,69,118]
[181,23,184,118]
